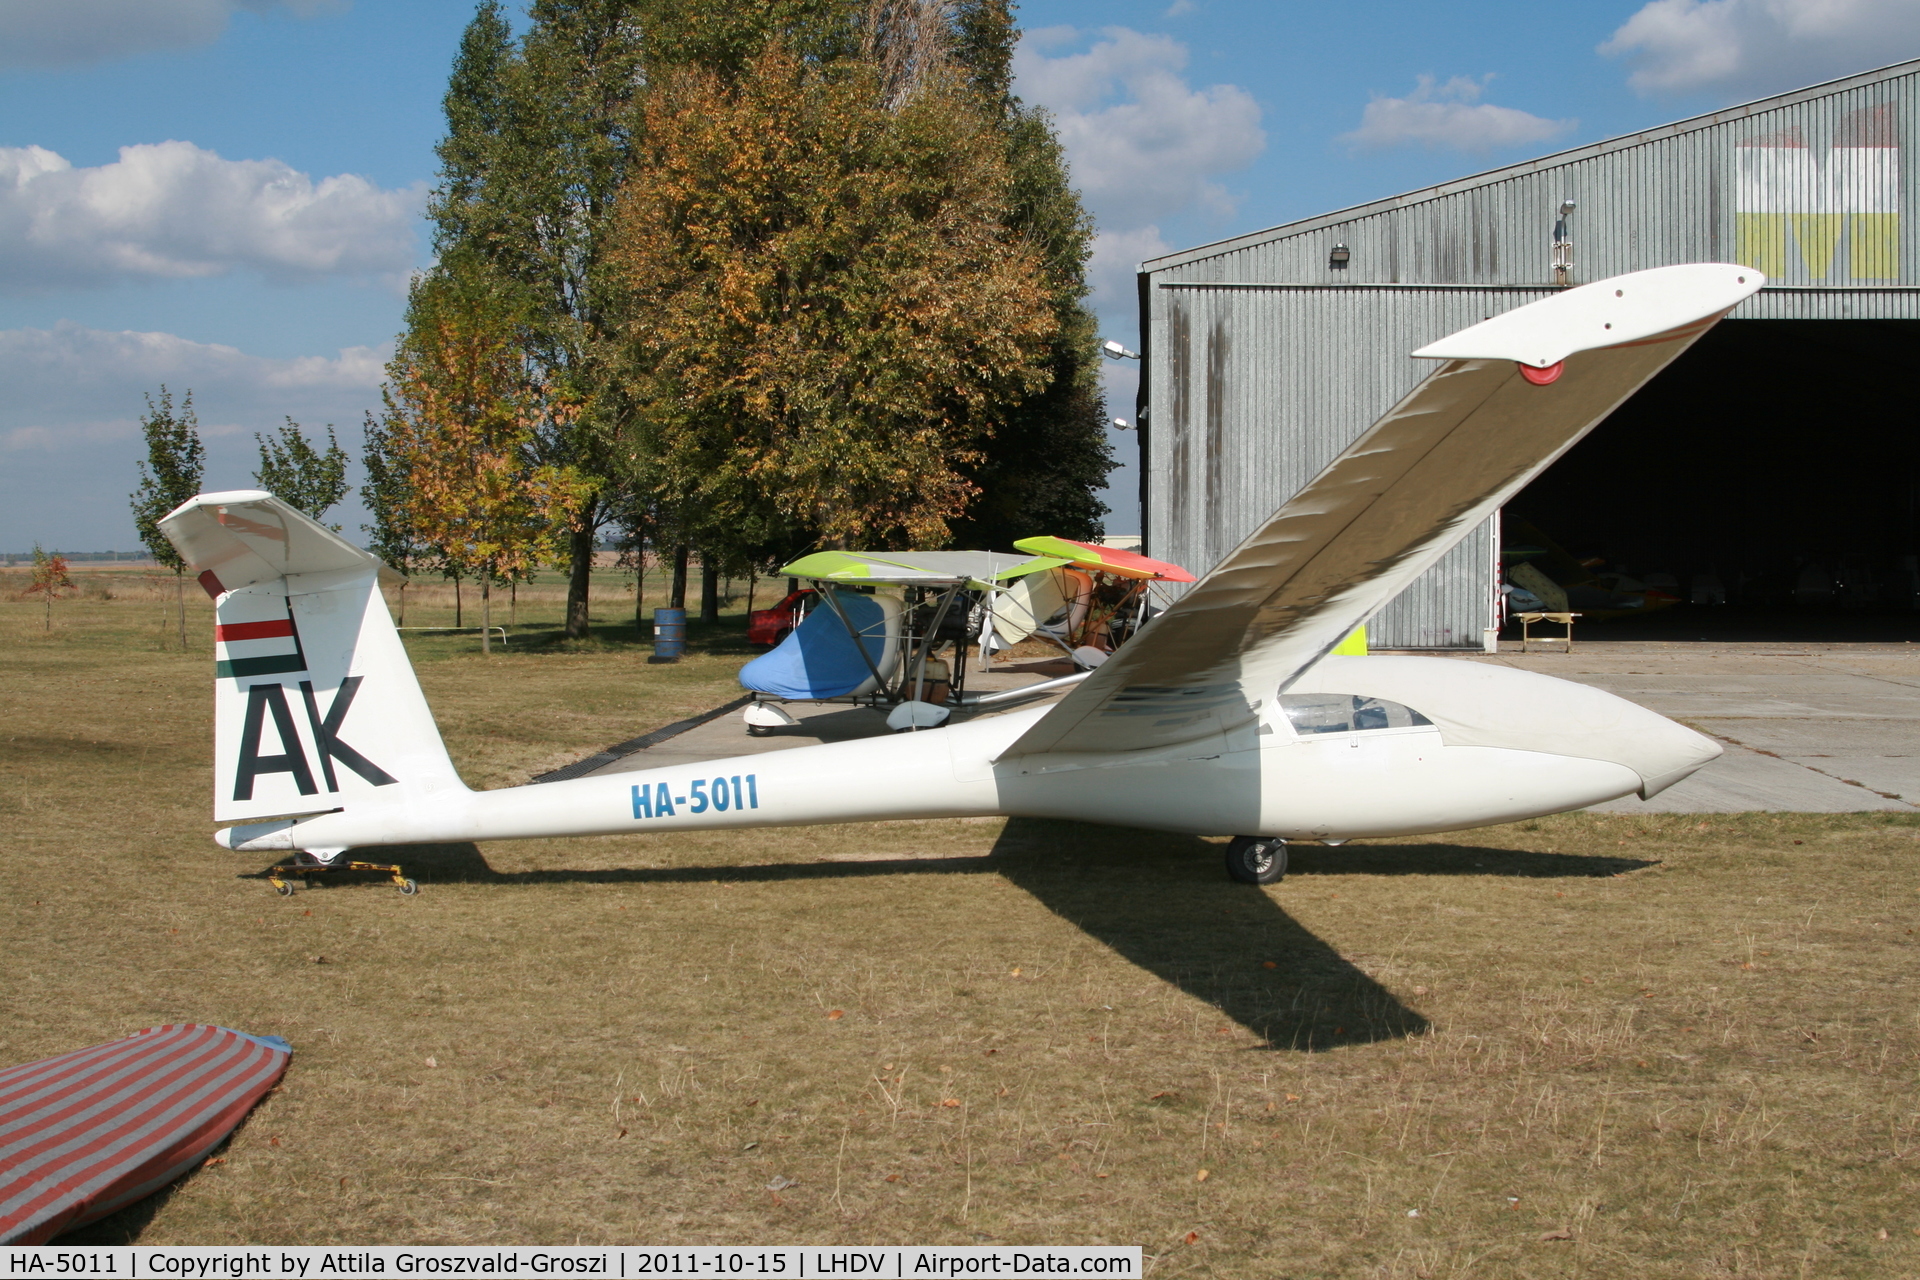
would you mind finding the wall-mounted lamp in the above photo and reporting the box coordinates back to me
[1111,417,1134,431]
[1101,339,1141,360]
[1329,243,1351,269]
[1551,199,1575,286]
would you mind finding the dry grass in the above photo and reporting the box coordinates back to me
[4,591,1920,1275]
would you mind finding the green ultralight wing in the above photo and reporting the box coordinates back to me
[778,550,1066,590]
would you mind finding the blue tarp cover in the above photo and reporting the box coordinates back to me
[739,590,891,700]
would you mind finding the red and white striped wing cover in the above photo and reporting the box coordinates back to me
[0,1025,291,1244]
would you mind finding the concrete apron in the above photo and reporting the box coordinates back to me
[577,644,1920,816]
[1460,641,1920,814]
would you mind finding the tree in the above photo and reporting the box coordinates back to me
[21,544,75,631]
[253,419,351,526]
[362,410,425,625]
[426,0,645,639]
[383,262,590,654]
[613,42,1058,555]
[130,386,205,651]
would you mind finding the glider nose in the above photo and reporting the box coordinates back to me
[1621,707,1722,800]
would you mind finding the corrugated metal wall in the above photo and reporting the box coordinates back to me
[1140,59,1920,647]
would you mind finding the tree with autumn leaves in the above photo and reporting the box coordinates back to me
[405,0,1114,621]
[379,263,589,654]
[613,0,1111,561]
[21,544,76,631]
[615,38,1059,556]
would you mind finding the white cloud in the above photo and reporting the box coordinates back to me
[0,322,387,549]
[1013,26,1265,226]
[0,142,422,293]
[1087,225,1174,320]
[1340,75,1576,153]
[0,322,384,429]
[0,0,342,71]
[1601,0,1920,98]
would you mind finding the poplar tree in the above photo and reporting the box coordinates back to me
[130,386,205,651]
[945,0,1113,546]
[361,411,421,573]
[426,0,643,639]
[253,419,351,526]
[423,0,1109,592]
[361,410,425,625]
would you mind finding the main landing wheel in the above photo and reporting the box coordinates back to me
[1225,836,1288,885]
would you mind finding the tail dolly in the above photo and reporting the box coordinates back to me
[267,852,417,897]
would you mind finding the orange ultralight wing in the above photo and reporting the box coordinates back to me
[1011,536,1195,582]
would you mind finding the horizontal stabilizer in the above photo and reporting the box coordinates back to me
[160,490,385,597]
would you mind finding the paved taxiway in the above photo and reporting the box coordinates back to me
[580,642,1919,815]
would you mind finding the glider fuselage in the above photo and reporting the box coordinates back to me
[221,655,1681,856]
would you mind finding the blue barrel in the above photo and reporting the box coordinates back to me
[652,607,687,660]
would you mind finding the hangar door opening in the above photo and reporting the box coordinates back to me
[1505,320,1920,640]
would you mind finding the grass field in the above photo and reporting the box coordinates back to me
[4,579,1919,1276]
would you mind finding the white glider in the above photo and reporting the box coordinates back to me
[162,264,1761,886]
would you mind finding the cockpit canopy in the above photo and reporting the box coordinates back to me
[1279,693,1433,735]
[1278,655,1721,799]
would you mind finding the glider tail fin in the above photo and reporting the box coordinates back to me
[158,491,464,833]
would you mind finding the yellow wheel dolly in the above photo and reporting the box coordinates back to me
[267,858,418,896]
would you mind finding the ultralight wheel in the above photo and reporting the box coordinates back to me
[1224,836,1288,885]
[274,881,295,897]
[398,879,419,896]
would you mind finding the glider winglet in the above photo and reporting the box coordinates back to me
[1411,263,1760,368]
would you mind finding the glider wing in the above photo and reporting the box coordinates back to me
[1001,263,1762,759]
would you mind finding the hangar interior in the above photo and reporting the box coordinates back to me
[1509,320,1920,637]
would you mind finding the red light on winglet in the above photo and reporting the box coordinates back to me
[1518,361,1564,386]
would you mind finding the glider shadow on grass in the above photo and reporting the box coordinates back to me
[257,821,1650,1053]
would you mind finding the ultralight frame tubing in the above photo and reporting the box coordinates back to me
[962,669,1092,707]
[908,585,962,704]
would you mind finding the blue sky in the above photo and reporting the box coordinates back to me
[3,0,1916,551]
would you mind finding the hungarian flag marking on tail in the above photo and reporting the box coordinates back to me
[213,598,306,681]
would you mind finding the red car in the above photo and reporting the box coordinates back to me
[747,588,813,646]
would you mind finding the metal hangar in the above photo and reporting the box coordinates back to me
[1136,57,1920,648]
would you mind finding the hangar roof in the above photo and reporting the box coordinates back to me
[1144,53,1912,282]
